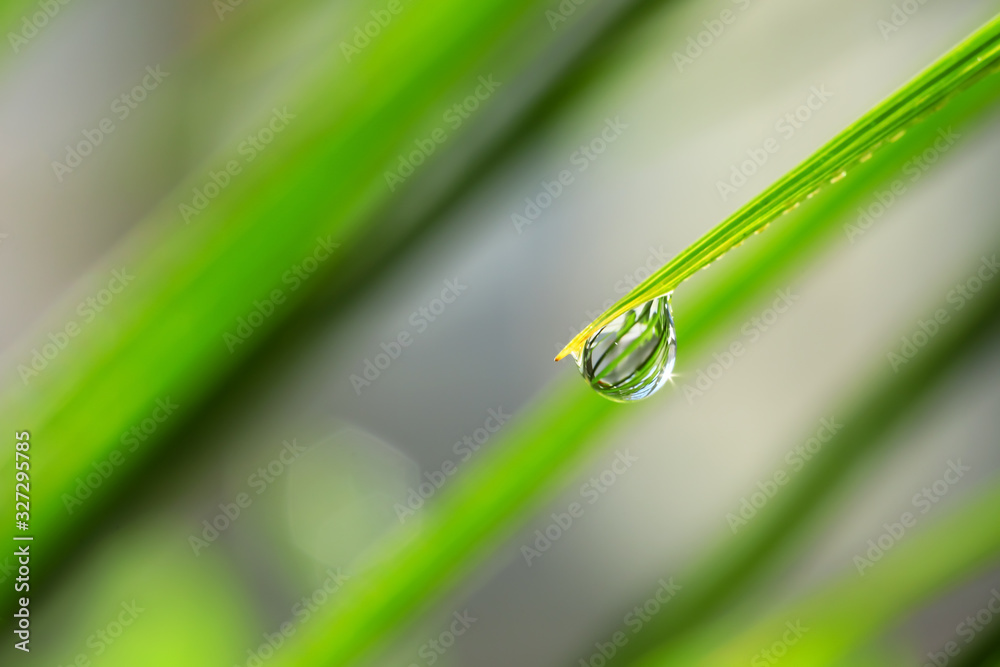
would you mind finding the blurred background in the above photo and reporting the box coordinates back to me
[2,0,1000,665]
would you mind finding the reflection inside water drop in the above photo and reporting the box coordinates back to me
[576,295,676,403]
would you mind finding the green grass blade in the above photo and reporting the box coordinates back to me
[0,0,687,615]
[557,12,1000,360]
[613,241,1000,665]
[267,64,1000,667]
[0,0,567,603]
[638,479,1000,667]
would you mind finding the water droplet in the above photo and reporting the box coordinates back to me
[576,295,676,402]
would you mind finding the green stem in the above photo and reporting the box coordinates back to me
[557,12,1000,360]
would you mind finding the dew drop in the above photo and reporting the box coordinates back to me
[576,295,676,402]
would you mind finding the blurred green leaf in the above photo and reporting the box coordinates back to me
[30,518,255,667]
[268,49,1000,667]
[7,4,1000,667]
[637,477,1000,667]
[0,0,607,598]
[615,240,1000,665]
